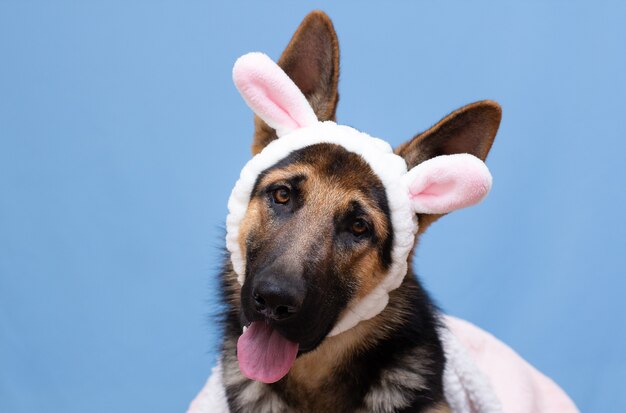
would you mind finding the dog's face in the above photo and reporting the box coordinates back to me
[238,143,393,351]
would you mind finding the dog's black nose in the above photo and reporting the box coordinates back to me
[252,279,304,322]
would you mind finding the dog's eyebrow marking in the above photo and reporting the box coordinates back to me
[252,174,308,196]
[262,173,307,191]
[252,164,312,195]
[345,200,372,221]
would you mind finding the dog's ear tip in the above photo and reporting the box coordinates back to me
[472,100,503,126]
[305,10,331,20]
[476,99,501,109]
[301,10,335,27]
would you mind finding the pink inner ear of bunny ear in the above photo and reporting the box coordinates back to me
[232,52,318,137]
[405,154,493,215]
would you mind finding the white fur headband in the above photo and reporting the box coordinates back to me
[226,52,493,336]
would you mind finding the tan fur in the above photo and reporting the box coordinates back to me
[424,403,452,413]
[238,200,263,263]
[352,251,387,299]
[288,303,394,389]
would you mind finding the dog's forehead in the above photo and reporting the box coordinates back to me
[254,143,385,192]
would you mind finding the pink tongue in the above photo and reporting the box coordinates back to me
[237,321,299,383]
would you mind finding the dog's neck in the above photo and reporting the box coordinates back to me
[287,303,392,388]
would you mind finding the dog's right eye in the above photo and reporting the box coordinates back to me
[350,218,369,237]
[272,187,291,204]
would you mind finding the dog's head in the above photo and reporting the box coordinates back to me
[229,11,501,384]
[240,142,393,347]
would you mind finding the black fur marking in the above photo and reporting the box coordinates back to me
[346,276,445,411]
[369,181,393,269]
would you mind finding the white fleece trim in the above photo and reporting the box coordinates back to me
[441,325,503,413]
[226,121,417,336]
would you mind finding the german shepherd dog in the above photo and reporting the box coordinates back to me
[219,11,501,413]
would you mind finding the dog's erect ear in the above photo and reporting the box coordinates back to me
[252,11,340,154]
[279,11,339,119]
[395,100,502,233]
[396,100,502,167]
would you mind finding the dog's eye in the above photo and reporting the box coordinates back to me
[351,219,369,236]
[272,187,291,204]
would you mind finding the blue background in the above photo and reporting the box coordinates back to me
[1,1,625,412]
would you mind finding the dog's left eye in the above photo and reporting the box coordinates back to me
[351,219,369,236]
[272,187,291,204]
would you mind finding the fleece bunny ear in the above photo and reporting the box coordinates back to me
[404,154,492,215]
[233,52,318,137]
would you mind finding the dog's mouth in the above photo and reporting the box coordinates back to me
[236,316,333,384]
[237,321,299,384]
[237,261,349,383]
